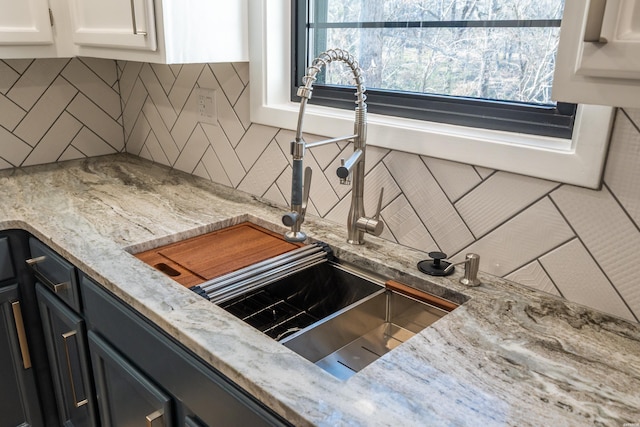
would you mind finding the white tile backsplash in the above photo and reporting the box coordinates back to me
[0,60,20,94]
[422,155,482,203]
[381,195,438,252]
[235,124,279,170]
[174,124,210,174]
[505,261,560,296]
[210,63,244,105]
[540,239,635,322]
[23,112,81,166]
[603,112,640,225]
[200,121,245,187]
[2,58,640,323]
[140,63,177,128]
[61,59,121,119]
[67,94,123,147]
[455,171,558,238]
[0,93,25,129]
[457,198,574,277]
[1,126,33,165]
[237,141,288,197]
[384,150,475,254]
[7,58,68,110]
[0,58,124,168]
[551,184,640,317]
[14,76,77,146]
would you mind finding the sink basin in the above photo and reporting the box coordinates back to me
[132,221,458,379]
[281,288,449,380]
[217,262,381,341]
[216,260,456,380]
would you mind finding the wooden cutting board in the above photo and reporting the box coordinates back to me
[135,223,301,288]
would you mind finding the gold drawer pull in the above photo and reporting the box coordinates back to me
[11,301,32,369]
[52,282,70,293]
[26,256,70,294]
[62,330,88,408]
[146,409,164,427]
[25,256,46,266]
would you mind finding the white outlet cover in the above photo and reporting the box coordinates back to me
[196,88,217,125]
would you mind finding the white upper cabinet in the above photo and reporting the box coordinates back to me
[0,0,53,44]
[70,0,249,63]
[553,0,640,108]
[0,0,73,58]
[0,0,248,63]
[68,0,157,52]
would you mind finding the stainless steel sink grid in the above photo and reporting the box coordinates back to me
[191,244,452,380]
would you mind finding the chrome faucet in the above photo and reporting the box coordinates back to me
[282,48,384,244]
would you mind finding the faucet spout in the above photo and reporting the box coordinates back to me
[282,48,384,245]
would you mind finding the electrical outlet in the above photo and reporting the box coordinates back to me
[196,88,217,125]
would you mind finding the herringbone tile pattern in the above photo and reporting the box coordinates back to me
[117,61,640,323]
[2,58,639,324]
[0,58,123,168]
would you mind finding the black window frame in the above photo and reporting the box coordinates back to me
[292,0,576,139]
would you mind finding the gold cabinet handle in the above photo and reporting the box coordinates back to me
[11,301,32,369]
[146,409,164,427]
[62,331,88,408]
[25,255,46,266]
[25,256,70,294]
[52,282,70,293]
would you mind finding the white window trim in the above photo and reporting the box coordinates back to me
[249,0,615,189]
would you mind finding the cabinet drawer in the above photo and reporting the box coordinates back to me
[0,237,15,282]
[28,238,81,312]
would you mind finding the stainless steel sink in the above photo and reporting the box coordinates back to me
[280,289,449,380]
[217,261,382,341]
[140,226,458,379]
[212,253,454,380]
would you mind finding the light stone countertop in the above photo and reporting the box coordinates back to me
[2,154,639,426]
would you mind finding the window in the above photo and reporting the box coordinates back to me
[294,0,576,138]
[249,1,614,189]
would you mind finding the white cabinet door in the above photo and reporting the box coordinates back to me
[0,0,53,45]
[68,0,157,51]
[553,0,640,108]
[72,0,248,63]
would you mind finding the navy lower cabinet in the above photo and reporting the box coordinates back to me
[36,283,98,427]
[89,331,173,426]
[80,274,291,427]
[0,284,43,427]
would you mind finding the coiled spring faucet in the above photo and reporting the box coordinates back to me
[282,49,384,244]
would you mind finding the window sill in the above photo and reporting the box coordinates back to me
[249,0,615,189]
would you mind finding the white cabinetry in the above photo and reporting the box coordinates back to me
[71,0,248,63]
[0,0,248,63]
[0,0,73,58]
[68,0,157,52]
[0,0,52,44]
[553,0,640,108]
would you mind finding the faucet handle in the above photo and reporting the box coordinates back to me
[301,166,312,219]
[374,187,384,221]
[355,187,385,236]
